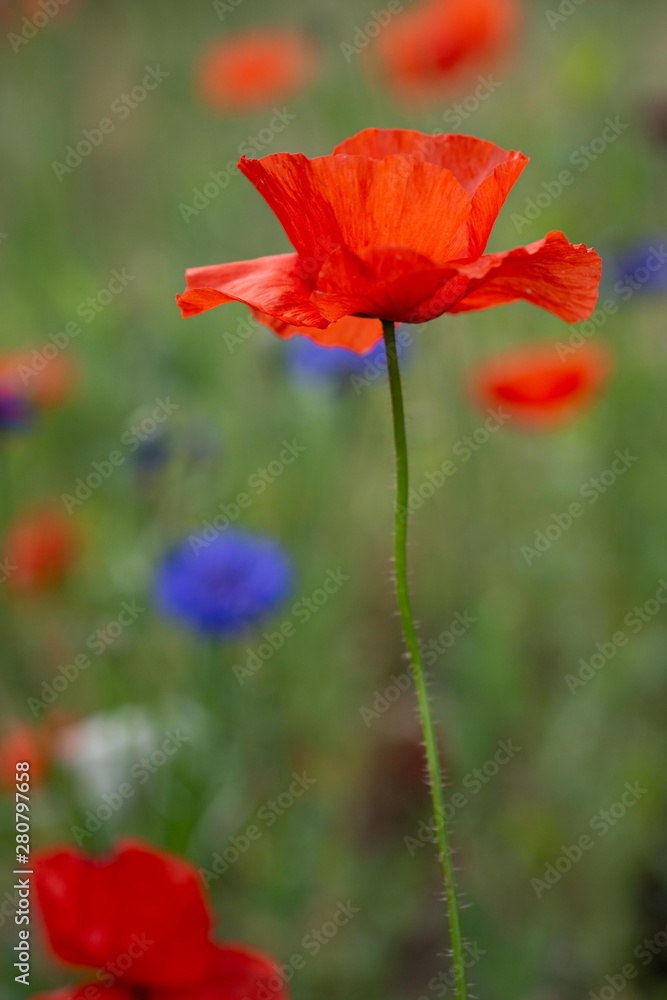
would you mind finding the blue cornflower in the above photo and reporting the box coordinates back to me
[285,328,412,387]
[613,240,667,296]
[153,528,294,638]
[133,431,170,472]
[0,389,32,432]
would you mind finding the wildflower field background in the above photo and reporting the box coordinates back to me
[1,1,667,998]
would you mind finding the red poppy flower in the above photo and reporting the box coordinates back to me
[35,839,216,989]
[470,341,611,428]
[4,508,77,594]
[177,129,602,353]
[0,352,75,409]
[34,839,287,1000]
[373,0,520,97]
[195,30,318,114]
[0,721,48,789]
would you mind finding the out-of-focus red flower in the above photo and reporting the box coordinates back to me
[4,508,77,594]
[373,0,520,98]
[35,840,216,989]
[0,722,48,789]
[0,713,74,792]
[177,128,602,354]
[0,352,76,409]
[470,342,612,428]
[0,0,83,31]
[34,839,288,1000]
[195,30,318,114]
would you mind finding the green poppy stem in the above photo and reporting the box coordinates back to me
[381,319,468,1000]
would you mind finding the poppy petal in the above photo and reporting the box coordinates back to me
[312,245,453,326]
[239,151,471,264]
[449,231,602,322]
[332,128,525,196]
[471,341,612,428]
[34,839,216,989]
[177,253,328,328]
[196,31,318,114]
[252,308,383,352]
[332,129,527,255]
[150,943,288,1000]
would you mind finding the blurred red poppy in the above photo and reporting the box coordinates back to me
[373,0,520,98]
[4,508,77,594]
[34,839,287,1000]
[0,712,74,790]
[470,342,612,428]
[177,128,602,353]
[0,0,83,31]
[0,352,75,409]
[195,30,318,114]
[0,721,48,789]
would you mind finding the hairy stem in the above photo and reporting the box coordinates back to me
[382,319,468,1000]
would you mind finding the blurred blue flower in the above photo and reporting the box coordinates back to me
[286,328,412,387]
[0,388,32,432]
[613,241,667,295]
[153,528,294,638]
[133,431,169,473]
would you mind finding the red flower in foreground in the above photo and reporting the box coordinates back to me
[177,129,602,353]
[33,839,286,1000]
[4,508,77,594]
[373,0,520,98]
[195,30,318,114]
[0,352,76,409]
[470,341,612,428]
